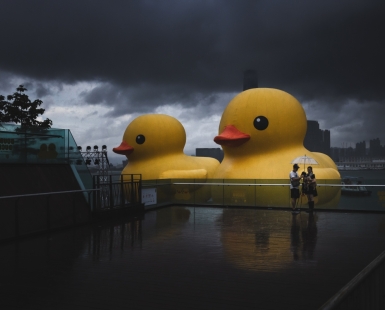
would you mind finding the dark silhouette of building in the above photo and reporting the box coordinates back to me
[324,130,330,155]
[304,120,331,156]
[196,148,224,162]
[330,138,385,162]
[243,70,258,91]
[355,141,366,157]
[369,138,383,157]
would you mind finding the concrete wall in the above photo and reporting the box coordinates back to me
[0,164,91,241]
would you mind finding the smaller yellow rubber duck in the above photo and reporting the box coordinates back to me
[113,113,219,181]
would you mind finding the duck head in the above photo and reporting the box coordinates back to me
[113,114,186,160]
[214,88,307,155]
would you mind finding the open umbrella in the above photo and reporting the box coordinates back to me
[291,155,318,171]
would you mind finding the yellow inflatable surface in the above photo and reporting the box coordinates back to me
[113,114,220,201]
[213,88,340,208]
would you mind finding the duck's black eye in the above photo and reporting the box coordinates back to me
[253,116,268,130]
[136,134,145,144]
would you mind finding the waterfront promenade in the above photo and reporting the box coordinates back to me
[1,206,385,310]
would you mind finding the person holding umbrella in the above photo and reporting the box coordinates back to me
[304,166,317,212]
[290,163,303,212]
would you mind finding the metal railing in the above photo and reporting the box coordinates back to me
[92,174,142,211]
[319,250,385,310]
[0,189,98,200]
[0,189,98,240]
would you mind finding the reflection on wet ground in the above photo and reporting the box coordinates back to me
[1,207,385,310]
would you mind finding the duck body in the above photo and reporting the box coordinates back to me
[113,114,219,201]
[213,88,340,208]
[216,149,340,180]
[120,153,218,180]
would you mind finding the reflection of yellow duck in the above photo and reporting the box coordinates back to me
[113,114,219,200]
[213,88,340,207]
[221,209,319,271]
[220,209,299,272]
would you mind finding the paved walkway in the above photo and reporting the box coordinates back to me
[1,206,385,310]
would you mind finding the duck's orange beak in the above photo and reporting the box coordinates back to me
[214,125,250,147]
[113,141,134,155]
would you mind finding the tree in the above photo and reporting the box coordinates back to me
[0,85,52,130]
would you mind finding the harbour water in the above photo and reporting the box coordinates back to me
[339,169,385,180]
[1,206,385,309]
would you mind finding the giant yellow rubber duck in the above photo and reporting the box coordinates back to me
[213,88,340,208]
[113,114,219,201]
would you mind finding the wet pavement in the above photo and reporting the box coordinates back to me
[1,206,385,310]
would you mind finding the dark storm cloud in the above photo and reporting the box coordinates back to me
[81,82,222,117]
[1,0,385,113]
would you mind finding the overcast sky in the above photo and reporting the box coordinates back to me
[1,0,384,164]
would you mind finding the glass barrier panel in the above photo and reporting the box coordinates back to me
[0,125,68,164]
[0,127,19,162]
[207,179,225,206]
[67,130,93,190]
[0,125,94,196]
[193,179,215,205]
[254,179,288,208]
[101,175,385,212]
[222,179,256,207]
[1,125,64,164]
[142,179,173,208]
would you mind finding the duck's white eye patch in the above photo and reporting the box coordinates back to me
[136,134,145,144]
[253,116,269,130]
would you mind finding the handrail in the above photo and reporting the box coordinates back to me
[92,174,142,210]
[319,249,385,309]
[0,189,100,200]
[171,182,384,187]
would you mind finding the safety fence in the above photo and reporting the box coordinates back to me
[92,174,142,212]
[319,250,385,310]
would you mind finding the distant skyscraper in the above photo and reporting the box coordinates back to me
[323,129,330,156]
[369,138,382,157]
[243,70,258,91]
[304,120,331,156]
[355,141,366,156]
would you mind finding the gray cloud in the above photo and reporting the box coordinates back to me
[1,0,385,148]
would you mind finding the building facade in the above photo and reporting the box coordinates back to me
[196,148,224,163]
